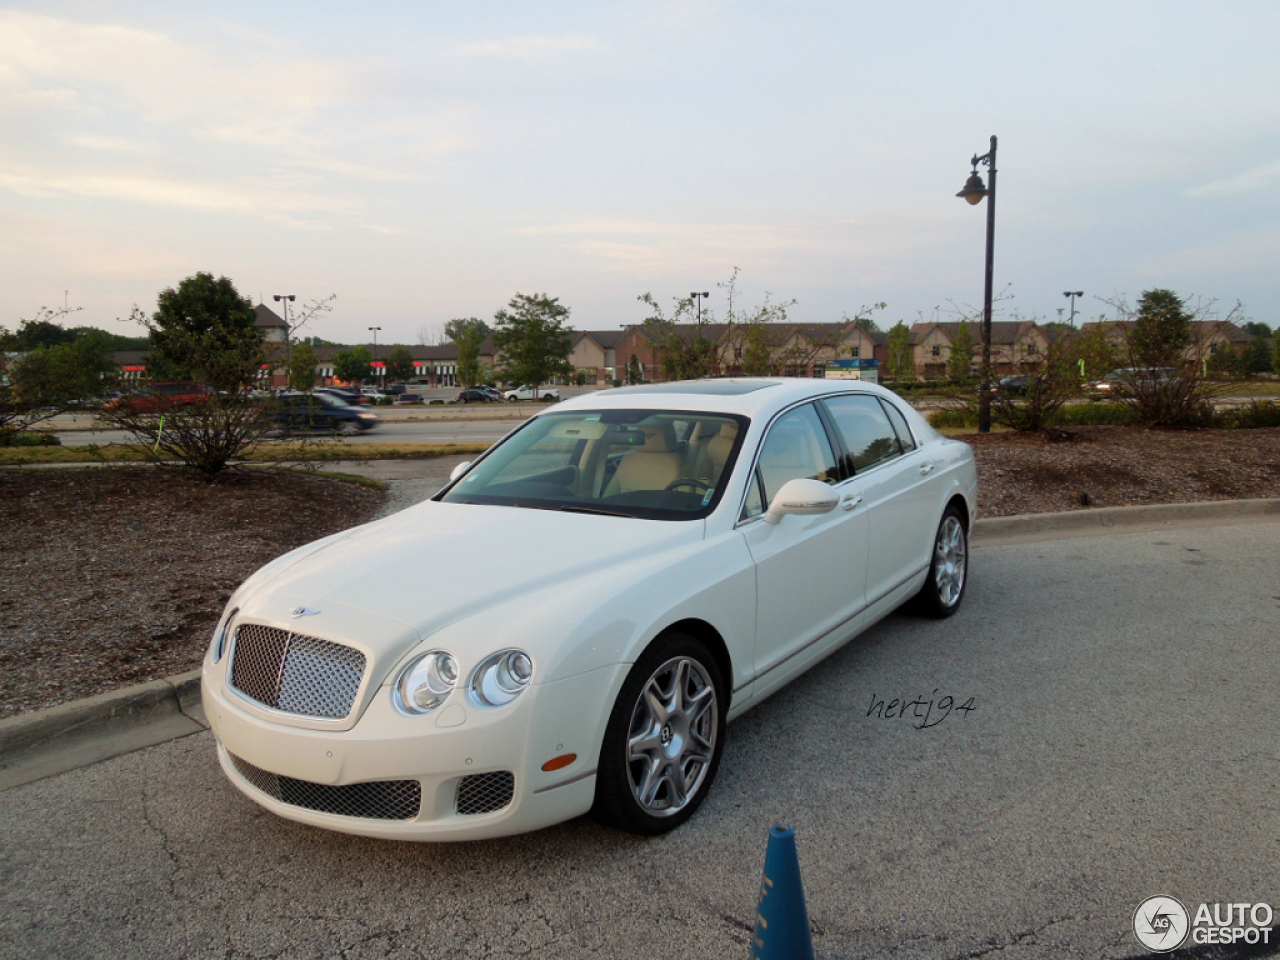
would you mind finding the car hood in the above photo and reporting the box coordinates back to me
[234,500,705,671]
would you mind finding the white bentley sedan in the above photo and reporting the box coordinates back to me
[202,379,977,840]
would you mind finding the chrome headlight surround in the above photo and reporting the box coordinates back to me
[393,651,459,716]
[210,608,238,664]
[468,649,533,708]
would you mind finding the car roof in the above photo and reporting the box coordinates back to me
[554,377,903,418]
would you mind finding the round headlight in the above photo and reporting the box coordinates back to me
[468,649,533,708]
[211,608,237,664]
[393,651,458,715]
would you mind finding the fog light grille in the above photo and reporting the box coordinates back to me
[456,771,515,815]
[229,624,365,720]
[228,753,421,821]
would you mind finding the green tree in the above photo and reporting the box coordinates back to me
[146,272,264,392]
[1129,288,1192,367]
[1274,330,1280,376]
[492,293,573,391]
[384,346,415,382]
[98,275,278,475]
[288,342,319,392]
[948,322,975,382]
[885,322,914,380]
[333,347,372,385]
[446,318,491,387]
[743,324,772,376]
[2,336,117,436]
[626,354,642,384]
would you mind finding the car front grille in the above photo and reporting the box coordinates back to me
[229,624,365,720]
[228,753,421,821]
[456,771,515,815]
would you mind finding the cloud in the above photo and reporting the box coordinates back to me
[455,34,599,58]
[0,11,466,227]
[1186,159,1280,198]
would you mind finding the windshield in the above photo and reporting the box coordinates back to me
[439,409,748,520]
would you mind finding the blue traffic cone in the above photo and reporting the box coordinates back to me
[751,824,815,960]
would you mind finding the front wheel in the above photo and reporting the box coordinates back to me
[914,506,968,618]
[593,634,727,835]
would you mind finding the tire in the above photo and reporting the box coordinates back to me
[914,505,968,618]
[507,395,518,402]
[338,421,360,437]
[592,634,727,835]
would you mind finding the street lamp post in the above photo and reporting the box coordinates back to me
[273,294,295,389]
[956,135,998,433]
[690,291,710,323]
[1064,290,1084,327]
[368,326,382,384]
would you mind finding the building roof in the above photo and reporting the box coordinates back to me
[253,303,288,330]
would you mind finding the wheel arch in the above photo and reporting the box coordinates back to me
[651,618,732,695]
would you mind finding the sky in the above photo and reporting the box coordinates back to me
[2,1,1277,345]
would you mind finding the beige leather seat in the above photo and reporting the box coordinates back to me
[606,428,682,495]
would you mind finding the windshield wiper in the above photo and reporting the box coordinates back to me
[555,505,635,519]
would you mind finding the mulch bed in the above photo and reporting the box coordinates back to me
[0,467,382,719]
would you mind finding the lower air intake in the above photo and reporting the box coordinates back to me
[456,771,515,815]
[229,753,420,821]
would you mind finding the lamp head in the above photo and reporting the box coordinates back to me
[957,171,988,205]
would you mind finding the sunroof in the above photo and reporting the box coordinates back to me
[608,380,780,396]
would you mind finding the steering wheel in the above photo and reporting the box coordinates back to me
[665,478,713,494]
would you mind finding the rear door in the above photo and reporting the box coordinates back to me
[820,394,938,607]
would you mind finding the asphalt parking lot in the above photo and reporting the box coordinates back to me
[2,517,1278,960]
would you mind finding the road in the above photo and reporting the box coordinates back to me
[53,414,527,446]
[2,519,1278,959]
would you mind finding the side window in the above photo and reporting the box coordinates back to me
[748,403,838,517]
[823,394,904,473]
[878,398,917,454]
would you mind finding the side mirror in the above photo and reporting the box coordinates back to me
[763,478,839,525]
[449,461,472,482]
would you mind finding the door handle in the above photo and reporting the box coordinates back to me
[918,463,935,476]
[841,495,862,511]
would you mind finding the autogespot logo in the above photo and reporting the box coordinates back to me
[1134,896,1190,952]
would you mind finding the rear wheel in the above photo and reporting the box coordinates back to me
[914,505,968,617]
[593,634,726,835]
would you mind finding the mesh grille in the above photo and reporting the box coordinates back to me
[228,753,421,821]
[456,771,515,815]
[229,624,365,720]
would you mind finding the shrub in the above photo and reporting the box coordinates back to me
[1051,403,1136,427]
[1213,400,1280,429]
[0,429,62,447]
[928,408,978,429]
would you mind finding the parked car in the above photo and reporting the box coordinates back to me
[393,393,424,406]
[1086,367,1178,397]
[104,381,210,415]
[266,392,380,436]
[316,387,368,406]
[456,388,495,404]
[504,385,560,402]
[203,378,977,841]
[991,375,1028,395]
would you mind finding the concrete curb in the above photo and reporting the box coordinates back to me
[973,496,1280,543]
[0,670,206,790]
[4,498,1280,788]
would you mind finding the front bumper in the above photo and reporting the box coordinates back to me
[202,660,627,841]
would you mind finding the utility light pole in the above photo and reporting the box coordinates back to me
[1064,291,1084,327]
[368,326,382,384]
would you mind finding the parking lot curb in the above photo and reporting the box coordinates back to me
[4,497,1280,789]
[973,496,1280,543]
[0,670,206,790]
